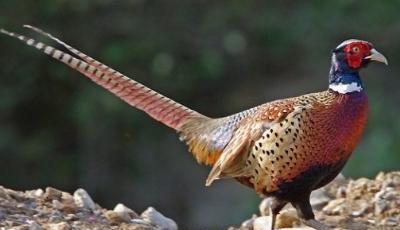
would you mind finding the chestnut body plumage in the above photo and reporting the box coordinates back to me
[1,26,387,230]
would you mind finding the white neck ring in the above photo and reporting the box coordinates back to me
[329,82,363,94]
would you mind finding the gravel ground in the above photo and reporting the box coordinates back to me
[230,171,400,230]
[0,171,399,230]
[0,187,177,230]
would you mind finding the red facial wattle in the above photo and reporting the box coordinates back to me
[344,42,371,69]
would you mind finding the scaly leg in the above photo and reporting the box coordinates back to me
[269,206,277,230]
[268,197,288,230]
[291,195,332,230]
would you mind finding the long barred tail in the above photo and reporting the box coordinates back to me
[0,26,207,130]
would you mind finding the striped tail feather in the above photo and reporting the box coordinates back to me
[0,27,206,130]
[23,25,111,73]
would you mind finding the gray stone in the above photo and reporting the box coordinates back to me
[52,199,63,210]
[278,228,314,230]
[0,209,4,220]
[322,198,346,215]
[105,210,129,224]
[73,188,96,211]
[34,189,44,197]
[47,222,71,230]
[131,218,153,225]
[275,209,298,228]
[335,186,346,198]
[351,202,369,217]
[114,203,139,220]
[310,189,332,210]
[25,189,44,199]
[0,186,10,199]
[259,197,275,216]
[43,187,63,201]
[373,186,395,215]
[240,214,256,229]
[27,220,43,230]
[141,207,178,230]
[253,216,271,230]
[48,210,63,222]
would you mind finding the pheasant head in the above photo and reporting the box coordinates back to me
[329,39,388,94]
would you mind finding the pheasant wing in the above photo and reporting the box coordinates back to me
[206,100,301,186]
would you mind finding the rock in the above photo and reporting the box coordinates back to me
[346,178,370,199]
[73,188,96,211]
[350,202,368,217]
[0,186,10,199]
[1,171,400,230]
[45,191,78,213]
[322,198,346,215]
[276,209,298,228]
[374,188,390,215]
[310,188,332,210]
[253,216,271,230]
[105,210,129,224]
[10,225,31,230]
[259,197,275,216]
[47,222,71,230]
[278,228,314,230]
[64,213,77,221]
[48,214,62,222]
[227,227,239,230]
[131,218,158,228]
[43,187,63,202]
[60,193,78,213]
[25,189,44,199]
[0,209,5,220]
[375,171,386,182]
[240,214,257,229]
[52,199,63,210]
[343,220,369,230]
[119,223,156,230]
[384,217,398,226]
[141,207,178,230]
[34,189,44,197]
[27,220,43,230]
[115,203,139,221]
[319,215,346,227]
[252,212,302,230]
[333,173,346,182]
[7,188,26,202]
[335,186,346,198]
[374,184,400,215]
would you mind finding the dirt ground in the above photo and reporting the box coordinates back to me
[0,171,399,230]
[230,171,400,230]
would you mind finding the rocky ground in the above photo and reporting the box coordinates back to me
[0,187,177,230]
[230,171,400,230]
[0,171,399,230]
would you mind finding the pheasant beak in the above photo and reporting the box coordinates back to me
[365,48,388,65]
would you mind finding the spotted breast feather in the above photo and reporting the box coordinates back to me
[206,90,368,196]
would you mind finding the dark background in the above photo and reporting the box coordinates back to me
[0,1,399,229]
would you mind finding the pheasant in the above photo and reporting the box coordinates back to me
[1,26,388,230]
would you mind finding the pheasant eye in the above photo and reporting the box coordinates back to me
[352,46,360,53]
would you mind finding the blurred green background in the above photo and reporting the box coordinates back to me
[0,1,399,229]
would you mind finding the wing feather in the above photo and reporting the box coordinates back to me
[205,100,298,185]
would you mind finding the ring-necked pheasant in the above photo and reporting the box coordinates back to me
[1,26,388,230]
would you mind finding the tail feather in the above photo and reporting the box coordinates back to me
[1,26,263,168]
[0,27,206,130]
[23,25,114,74]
